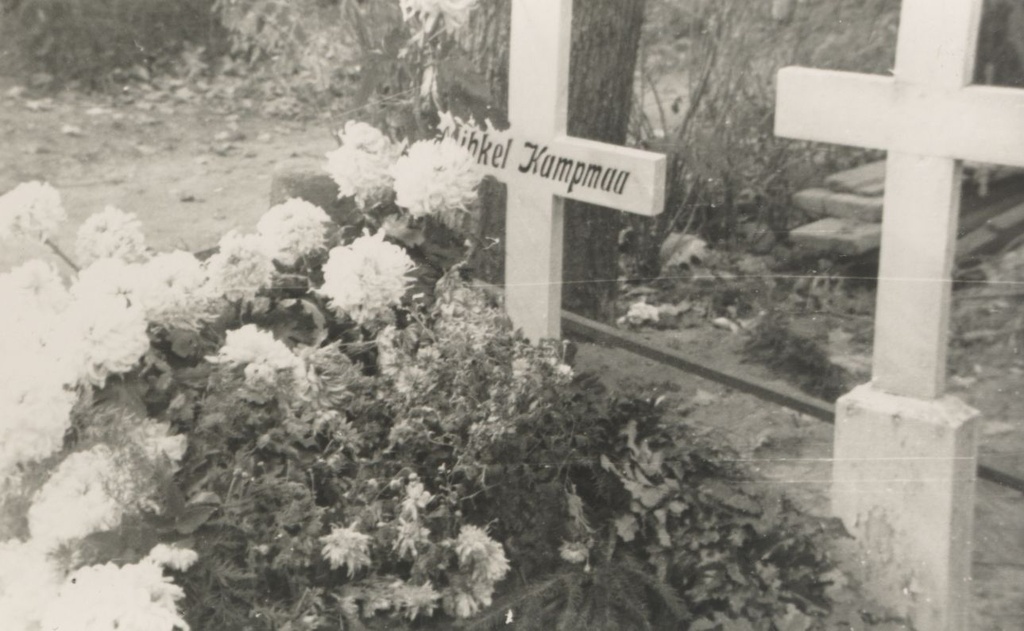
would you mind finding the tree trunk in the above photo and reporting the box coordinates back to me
[461,0,647,320]
[563,0,646,319]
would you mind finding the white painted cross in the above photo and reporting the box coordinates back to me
[776,0,1024,399]
[442,0,666,341]
[776,1,1024,627]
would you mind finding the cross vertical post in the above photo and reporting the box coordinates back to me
[445,0,664,342]
[872,0,983,399]
[504,0,571,342]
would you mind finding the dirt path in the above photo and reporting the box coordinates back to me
[0,75,335,272]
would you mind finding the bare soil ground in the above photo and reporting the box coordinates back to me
[0,76,336,271]
[2,73,1022,628]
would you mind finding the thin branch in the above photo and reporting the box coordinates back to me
[44,239,80,273]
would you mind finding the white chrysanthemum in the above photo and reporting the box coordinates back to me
[0,261,72,374]
[208,325,300,370]
[393,581,441,621]
[257,198,331,266]
[147,544,199,572]
[0,365,76,475]
[317,230,415,324]
[0,259,70,315]
[391,138,481,229]
[400,0,478,33]
[454,525,510,583]
[0,262,77,473]
[340,120,393,154]
[323,121,403,208]
[0,181,66,242]
[0,539,61,631]
[63,294,151,387]
[134,251,219,331]
[443,589,483,619]
[205,230,275,302]
[75,205,148,265]
[207,324,303,391]
[39,556,190,631]
[394,518,431,561]
[320,524,372,577]
[72,257,141,304]
[28,445,127,548]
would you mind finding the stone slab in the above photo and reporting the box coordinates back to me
[833,384,980,631]
[957,201,1024,258]
[794,188,884,222]
[825,160,886,196]
[789,217,881,255]
[269,159,359,226]
[823,160,1023,199]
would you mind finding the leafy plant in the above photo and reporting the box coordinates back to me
[743,310,851,401]
[629,0,899,273]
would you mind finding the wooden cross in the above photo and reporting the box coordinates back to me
[776,0,1024,399]
[445,0,665,341]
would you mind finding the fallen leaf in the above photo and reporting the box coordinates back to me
[24,98,53,112]
[692,389,718,406]
[660,232,708,269]
[712,317,741,333]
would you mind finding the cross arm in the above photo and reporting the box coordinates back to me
[776,67,1024,168]
[535,135,666,216]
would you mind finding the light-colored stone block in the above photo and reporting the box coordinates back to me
[833,384,979,630]
[789,217,881,255]
[824,192,883,223]
[794,188,884,222]
[825,160,886,195]
[792,188,829,215]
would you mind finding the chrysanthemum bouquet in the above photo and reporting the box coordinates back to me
[0,116,839,629]
[0,117,574,630]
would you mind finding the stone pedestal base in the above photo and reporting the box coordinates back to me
[833,384,979,630]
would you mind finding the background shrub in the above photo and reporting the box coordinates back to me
[628,0,899,273]
[0,0,224,85]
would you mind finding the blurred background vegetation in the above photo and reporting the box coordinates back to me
[2,0,1019,248]
[1,0,1021,318]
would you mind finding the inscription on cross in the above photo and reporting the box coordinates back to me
[444,0,666,341]
[776,0,1024,399]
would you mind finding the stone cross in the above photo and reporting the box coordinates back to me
[775,0,1024,627]
[443,0,666,341]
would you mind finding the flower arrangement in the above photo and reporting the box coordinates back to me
[0,119,503,629]
[0,118,841,630]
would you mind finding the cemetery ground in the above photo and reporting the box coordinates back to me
[2,71,1024,628]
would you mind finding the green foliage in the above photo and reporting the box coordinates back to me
[743,310,851,401]
[212,0,371,99]
[137,261,841,629]
[0,0,223,84]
